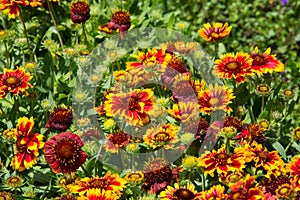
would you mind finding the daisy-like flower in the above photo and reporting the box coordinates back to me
[77,189,118,200]
[219,171,244,187]
[104,89,154,126]
[44,132,87,174]
[250,47,284,75]
[168,101,198,123]
[126,48,172,71]
[197,22,232,42]
[198,84,235,115]
[160,183,197,200]
[70,0,90,24]
[255,84,271,96]
[0,67,32,99]
[227,174,264,200]
[198,145,245,177]
[125,171,144,184]
[0,191,13,200]
[287,155,300,191]
[104,131,131,153]
[262,175,293,199]
[159,41,199,54]
[293,127,300,142]
[45,106,73,131]
[71,171,126,198]
[6,176,22,188]
[171,73,195,100]
[142,158,173,194]
[195,184,227,200]
[11,117,44,172]
[143,123,179,149]
[213,52,253,83]
[237,123,266,144]
[54,194,77,200]
[0,0,28,19]
[237,142,285,175]
[2,128,17,139]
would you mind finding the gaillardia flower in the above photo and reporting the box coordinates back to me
[71,171,126,198]
[160,183,197,200]
[44,132,87,174]
[287,155,300,191]
[142,158,173,194]
[143,123,179,149]
[262,175,293,199]
[195,184,227,200]
[198,145,245,177]
[45,106,73,131]
[0,0,28,19]
[125,171,144,184]
[250,47,284,75]
[104,89,154,126]
[0,67,32,99]
[70,0,90,24]
[198,84,235,115]
[104,131,131,153]
[213,52,253,83]
[11,117,44,172]
[108,9,131,33]
[197,22,232,42]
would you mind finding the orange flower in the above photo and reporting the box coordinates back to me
[262,175,293,199]
[213,52,253,83]
[104,131,131,153]
[198,145,245,177]
[0,67,32,98]
[0,0,28,19]
[227,174,264,200]
[195,185,227,200]
[104,89,154,126]
[197,22,232,42]
[250,47,284,75]
[198,84,235,115]
[11,117,44,172]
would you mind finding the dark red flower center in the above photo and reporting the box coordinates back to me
[173,188,195,200]
[89,179,109,190]
[226,61,240,70]
[16,137,27,153]
[109,132,129,147]
[54,140,79,163]
[252,55,268,66]
[257,151,270,162]
[153,132,170,142]
[51,109,72,123]
[128,96,139,110]
[70,2,89,14]
[231,191,247,200]
[215,153,230,165]
[4,76,22,88]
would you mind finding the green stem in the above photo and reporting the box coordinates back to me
[225,137,230,153]
[82,23,89,49]
[261,96,265,113]
[19,7,33,61]
[134,185,137,200]
[3,40,10,67]
[46,0,64,49]
[213,42,219,58]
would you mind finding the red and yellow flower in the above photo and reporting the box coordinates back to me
[198,145,245,177]
[0,0,28,19]
[45,106,73,131]
[104,89,154,126]
[77,189,118,200]
[126,48,172,71]
[0,67,32,99]
[160,183,197,200]
[71,171,126,198]
[250,47,284,75]
[104,131,131,153]
[213,52,253,83]
[287,155,300,191]
[44,132,87,174]
[197,22,232,42]
[198,84,235,115]
[195,184,227,200]
[227,174,264,200]
[11,117,44,172]
[143,123,179,149]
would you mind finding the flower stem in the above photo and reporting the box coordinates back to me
[213,42,219,58]
[261,96,265,113]
[82,23,89,49]
[3,40,10,67]
[46,0,64,49]
[19,7,33,62]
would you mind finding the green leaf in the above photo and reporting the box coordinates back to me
[272,141,286,160]
[258,111,268,120]
[291,141,300,153]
